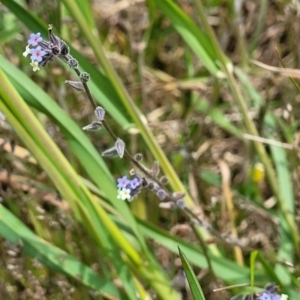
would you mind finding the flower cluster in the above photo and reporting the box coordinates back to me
[233,283,288,300]
[115,158,186,204]
[116,175,142,201]
[256,283,287,300]
[23,25,71,72]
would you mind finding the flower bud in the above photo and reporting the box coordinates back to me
[68,58,78,69]
[94,106,105,121]
[65,80,85,92]
[134,153,143,162]
[80,72,90,83]
[157,189,167,200]
[82,121,103,131]
[151,161,160,177]
[115,138,125,158]
[159,176,169,185]
[176,199,186,209]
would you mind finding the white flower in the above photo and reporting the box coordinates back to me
[23,45,31,57]
[30,61,40,72]
[117,188,131,201]
[281,294,288,300]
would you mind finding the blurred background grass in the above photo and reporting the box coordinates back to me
[0,0,300,299]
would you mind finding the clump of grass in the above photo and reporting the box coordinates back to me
[0,0,299,299]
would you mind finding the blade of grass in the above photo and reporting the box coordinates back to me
[138,219,266,283]
[265,113,294,286]
[0,204,120,300]
[237,69,296,287]
[149,0,221,76]
[178,247,206,300]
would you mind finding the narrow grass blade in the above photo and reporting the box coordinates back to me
[150,0,220,75]
[196,99,243,138]
[138,219,263,283]
[0,204,120,300]
[0,25,20,43]
[178,247,206,300]
[265,113,294,285]
[236,68,299,254]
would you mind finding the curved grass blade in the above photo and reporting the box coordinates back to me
[178,247,206,300]
[138,219,266,283]
[150,0,220,76]
[0,204,120,300]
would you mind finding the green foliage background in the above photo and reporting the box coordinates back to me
[0,0,299,299]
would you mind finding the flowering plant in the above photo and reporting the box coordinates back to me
[22,26,189,206]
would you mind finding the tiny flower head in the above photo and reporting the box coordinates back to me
[256,293,270,300]
[23,45,31,57]
[117,188,132,201]
[80,72,90,83]
[130,177,140,190]
[256,292,280,300]
[30,46,46,63]
[30,61,40,72]
[28,32,42,46]
[117,176,130,189]
[176,199,186,209]
[157,189,167,200]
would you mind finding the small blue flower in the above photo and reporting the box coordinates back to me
[117,176,130,189]
[257,292,272,300]
[271,296,281,300]
[28,32,42,46]
[257,292,282,300]
[130,177,140,189]
[30,46,46,63]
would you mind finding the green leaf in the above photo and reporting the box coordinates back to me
[178,247,206,300]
